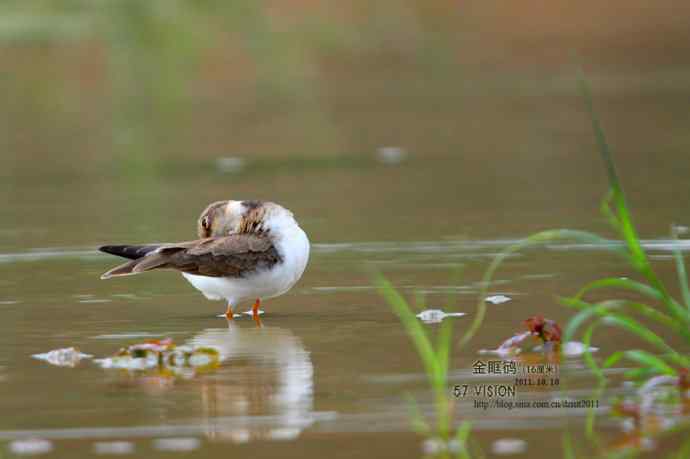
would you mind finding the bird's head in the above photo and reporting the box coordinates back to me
[197,200,295,238]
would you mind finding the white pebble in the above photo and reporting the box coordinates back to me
[416,309,466,324]
[216,157,245,173]
[492,438,527,455]
[376,146,407,164]
[32,347,93,367]
[9,438,53,455]
[152,437,200,452]
[485,295,511,304]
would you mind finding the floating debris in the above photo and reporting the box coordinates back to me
[152,437,201,452]
[481,316,573,356]
[672,224,689,235]
[216,156,245,173]
[93,441,135,455]
[533,341,599,357]
[416,309,466,324]
[524,316,562,343]
[8,438,53,455]
[32,347,93,367]
[376,146,407,165]
[638,375,678,396]
[94,338,220,374]
[485,294,512,304]
[479,332,531,357]
[422,437,464,455]
[492,438,527,455]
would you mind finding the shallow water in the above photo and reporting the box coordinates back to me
[3,145,690,457]
[2,12,690,453]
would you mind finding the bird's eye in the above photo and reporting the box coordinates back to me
[202,216,210,230]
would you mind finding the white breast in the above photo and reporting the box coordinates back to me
[181,224,310,306]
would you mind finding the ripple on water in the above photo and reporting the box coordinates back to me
[152,437,200,452]
[93,441,135,455]
[1,238,689,265]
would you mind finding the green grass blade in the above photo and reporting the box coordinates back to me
[436,318,453,388]
[573,276,690,329]
[671,227,690,311]
[577,70,677,313]
[561,297,690,343]
[455,420,473,459]
[601,315,689,366]
[561,298,628,343]
[461,228,626,349]
[437,268,463,385]
[578,71,646,269]
[675,249,690,310]
[574,277,662,303]
[562,432,577,459]
[624,367,664,380]
[602,351,624,369]
[404,393,431,436]
[582,322,604,381]
[600,189,621,232]
[622,350,676,375]
[373,274,439,383]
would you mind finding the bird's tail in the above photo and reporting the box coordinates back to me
[98,244,164,280]
[99,244,161,260]
[100,259,142,279]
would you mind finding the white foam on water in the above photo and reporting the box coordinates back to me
[416,309,466,324]
[152,437,200,452]
[8,438,53,456]
[492,438,527,455]
[32,348,93,367]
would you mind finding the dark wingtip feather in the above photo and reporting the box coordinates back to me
[99,244,160,260]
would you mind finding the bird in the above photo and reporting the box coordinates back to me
[98,200,310,322]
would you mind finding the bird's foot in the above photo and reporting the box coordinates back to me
[219,303,238,320]
[241,309,265,317]
[217,313,241,319]
[251,298,262,327]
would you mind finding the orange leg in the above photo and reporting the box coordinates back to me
[252,298,262,326]
[224,303,234,320]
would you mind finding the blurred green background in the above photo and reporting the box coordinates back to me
[2,0,690,250]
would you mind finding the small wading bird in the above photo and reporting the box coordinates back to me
[98,200,310,324]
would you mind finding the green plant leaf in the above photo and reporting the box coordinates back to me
[373,273,439,386]
[621,350,676,375]
[455,421,473,459]
[601,315,689,366]
[561,297,690,343]
[574,277,662,303]
[461,228,626,349]
[671,227,690,312]
[582,321,604,381]
[562,432,577,459]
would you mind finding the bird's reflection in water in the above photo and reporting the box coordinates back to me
[188,322,314,442]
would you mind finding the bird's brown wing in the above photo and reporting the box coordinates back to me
[100,234,281,279]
